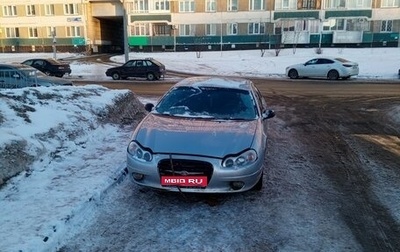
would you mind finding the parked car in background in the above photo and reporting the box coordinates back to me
[285,57,359,80]
[21,58,71,77]
[0,64,73,89]
[105,58,166,81]
[126,76,275,193]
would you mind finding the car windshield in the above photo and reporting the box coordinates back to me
[154,86,257,120]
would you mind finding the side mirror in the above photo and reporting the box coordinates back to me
[262,109,275,120]
[144,103,154,112]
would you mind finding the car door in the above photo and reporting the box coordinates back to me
[122,60,137,78]
[315,58,334,77]
[134,60,147,78]
[301,58,319,77]
[33,60,46,74]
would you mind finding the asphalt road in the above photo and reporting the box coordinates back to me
[62,77,400,251]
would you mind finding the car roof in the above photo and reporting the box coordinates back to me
[172,76,254,91]
[23,58,64,64]
[128,58,164,66]
[0,63,37,70]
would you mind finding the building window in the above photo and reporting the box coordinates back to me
[302,0,316,9]
[323,19,345,30]
[66,26,81,37]
[381,0,399,7]
[206,24,217,35]
[248,23,265,34]
[275,0,297,10]
[325,0,346,8]
[64,4,79,15]
[45,4,55,15]
[131,0,149,13]
[227,23,238,35]
[6,27,19,38]
[179,24,195,36]
[29,27,38,38]
[206,0,216,12]
[153,24,171,36]
[346,0,372,8]
[3,5,17,16]
[26,5,36,16]
[179,0,195,12]
[47,27,57,37]
[154,0,170,11]
[131,23,150,36]
[249,0,264,10]
[381,20,393,32]
[282,0,290,8]
[227,0,238,11]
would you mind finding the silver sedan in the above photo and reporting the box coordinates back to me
[286,57,359,80]
[126,76,275,193]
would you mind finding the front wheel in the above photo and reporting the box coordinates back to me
[327,70,339,80]
[251,172,263,191]
[288,69,299,79]
[111,72,121,80]
[146,72,156,81]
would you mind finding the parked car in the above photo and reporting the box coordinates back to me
[105,58,166,81]
[126,76,275,193]
[21,58,71,77]
[0,64,73,89]
[285,57,359,80]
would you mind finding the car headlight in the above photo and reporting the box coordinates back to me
[127,141,153,162]
[222,149,257,168]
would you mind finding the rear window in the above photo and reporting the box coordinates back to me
[335,58,350,63]
[149,59,164,66]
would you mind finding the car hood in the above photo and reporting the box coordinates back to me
[134,113,258,158]
[36,76,73,86]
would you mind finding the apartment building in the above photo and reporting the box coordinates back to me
[0,0,399,53]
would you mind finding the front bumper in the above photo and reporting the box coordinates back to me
[127,153,264,193]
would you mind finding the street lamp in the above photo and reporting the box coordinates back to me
[52,31,57,59]
[122,0,129,63]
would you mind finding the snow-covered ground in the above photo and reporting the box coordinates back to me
[2,47,400,80]
[0,48,399,251]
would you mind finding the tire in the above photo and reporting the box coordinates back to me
[327,70,339,80]
[146,72,156,81]
[252,172,263,191]
[288,69,299,79]
[111,72,121,80]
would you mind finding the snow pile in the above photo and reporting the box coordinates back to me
[0,85,147,250]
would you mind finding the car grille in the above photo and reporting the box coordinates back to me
[158,159,214,186]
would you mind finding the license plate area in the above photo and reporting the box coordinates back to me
[161,176,208,188]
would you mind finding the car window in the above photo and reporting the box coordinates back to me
[144,60,154,66]
[155,86,257,120]
[306,59,318,65]
[136,61,143,67]
[125,61,134,67]
[319,59,334,64]
[23,60,34,66]
[34,60,44,67]
[335,58,350,63]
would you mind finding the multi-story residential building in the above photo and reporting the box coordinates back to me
[0,0,399,53]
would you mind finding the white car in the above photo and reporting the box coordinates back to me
[285,57,359,80]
